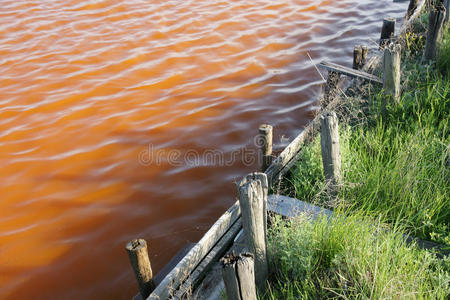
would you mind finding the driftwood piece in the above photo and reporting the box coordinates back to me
[424,5,446,61]
[238,174,268,288]
[383,43,402,103]
[126,239,156,299]
[221,253,257,300]
[258,124,273,172]
[148,201,241,299]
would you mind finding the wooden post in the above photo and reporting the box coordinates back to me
[380,18,396,47]
[238,173,268,288]
[126,239,156,299]
[221,253,257,300]
[445,0,449,23]
[320,112,341,195]
[407,0,419,19]
[353,45,362,70]
[258,124,273,172]
[424,5,446,61]
[383,43,401,103]
[361,46,368,66]
[323,71,341,108]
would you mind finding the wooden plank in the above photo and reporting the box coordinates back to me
[173,218,242,299]
[318,61,382,84]
[267,194,333,219]
[154,243,195,285]
[148,201,241,300]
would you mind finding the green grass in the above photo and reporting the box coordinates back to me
[264,214,449,299]
[284,29,450,245]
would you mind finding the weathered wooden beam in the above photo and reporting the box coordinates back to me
[258,124,273,172]
[318,61,383,84]
[383,43,402,103]
[148,201,241,299]
[238,173,268,288]
[174,218,242,299]
[380,18,396,46]
[320,112,342,196]
[425,5,446,61]
[221,253,257,300]
[126,239,156,299]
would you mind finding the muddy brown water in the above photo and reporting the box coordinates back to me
[0,0,408,299]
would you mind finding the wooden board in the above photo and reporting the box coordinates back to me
[318,61,382,84]
[148,201,241,300]
[173,218,242,299]
[267,195,333,219]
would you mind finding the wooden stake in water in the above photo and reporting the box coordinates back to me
[126,239,156,299]
[238,173,268,288]
[425,5,446,61]
[258,124,273,172]
[320,112,341,196]
[380,18,396,47]
[221,253,257,300]
[383,43,401,103]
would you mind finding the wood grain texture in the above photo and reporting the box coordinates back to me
[383,43,402,103]
[318,61,382,84]
[126,239,156,299]
[148,201,240,299]
[238,175,268,288]
[425,5,446,61]
[320,112,341,195]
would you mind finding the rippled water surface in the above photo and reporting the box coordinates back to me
[1,0,408,298]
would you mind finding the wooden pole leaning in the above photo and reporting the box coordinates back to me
[258,124,273,172]
[383,43,402,104]
[424,5,446,61]
[320,112,341,197]
[238,173,268,288]
[380,18,396,47]
[126,239,156,299]
[221,253,258,300]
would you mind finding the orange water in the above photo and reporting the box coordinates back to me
[0,1,408,299]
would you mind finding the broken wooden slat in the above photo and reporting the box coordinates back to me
[318,61,382,84]
[148,201,241,300]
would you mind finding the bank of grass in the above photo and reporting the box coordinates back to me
[264,15,449,300]
[265,214,449,299]
[283,26,449,245]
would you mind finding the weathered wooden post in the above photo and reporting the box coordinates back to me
[380,18,396,47]
[323,71,341,107]
[424,5,446,61]
[383,43,402,104]
[353,45,368,70]
[320,112,341,196]
[407,0,419,19]
[238,173,268,288]
[353,45,362,70]
[258,124,273,172]
[221,253,257,300]
[126,239,156,299]
[445,0,449,23]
